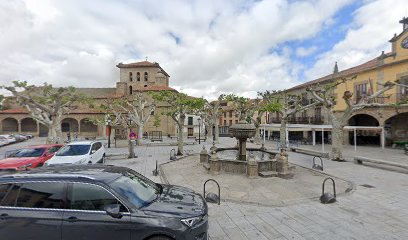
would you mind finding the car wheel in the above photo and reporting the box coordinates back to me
[100,154,106,164]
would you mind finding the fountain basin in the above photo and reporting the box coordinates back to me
[213,148,278,174]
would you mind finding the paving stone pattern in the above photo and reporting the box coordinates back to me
[2,137,408,239]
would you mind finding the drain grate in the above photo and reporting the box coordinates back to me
[360,184,375,188]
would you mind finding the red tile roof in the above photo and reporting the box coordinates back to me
[0,108,28,114]
[288,53,394,91]
[136,85,178,92]
[116,61,170,77]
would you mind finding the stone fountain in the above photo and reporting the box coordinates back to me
[200,120,293,178]
[228,120,256,161]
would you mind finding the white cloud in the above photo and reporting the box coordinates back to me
[296,46,318,57]
[305,0,408,80]
[0,0,360,100]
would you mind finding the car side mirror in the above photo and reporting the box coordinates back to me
[91,150,96,154]
[104,204,122,219]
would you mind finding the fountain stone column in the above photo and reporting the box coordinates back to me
[229,121,256,161]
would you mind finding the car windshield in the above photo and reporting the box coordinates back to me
[56,145,90,156]
[7,148,45,158]
[111,172,160,208]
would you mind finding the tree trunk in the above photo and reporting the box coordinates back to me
[330,120,345,161]
[280,117,288,149]
[207,123,213,141]
[125,127,135,158]
[177,122,184,155]
[47,117,62,144]
[214,119,219,143]
[137,125,143,146]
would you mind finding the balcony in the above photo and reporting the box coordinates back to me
[267,116,323,124]
[397,92,408,103]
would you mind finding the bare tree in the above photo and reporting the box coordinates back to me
[151,91,205,155]
[116,92,156,146]
[1,81,90,144]
[246,99,264,144]
[259,90,319,148]
[307,77,403,161]
[96,93,155,158]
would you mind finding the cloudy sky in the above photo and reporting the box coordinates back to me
[0,0,407,99]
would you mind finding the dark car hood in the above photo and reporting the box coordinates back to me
[141,185,207,218]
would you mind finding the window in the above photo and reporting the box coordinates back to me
[315,107,321,117]
[91,142,102,153]
[129,86,133,95]
[7,148,45,158]
[229,111,233,118]
[355,83,367,102]
[188,128,194,136]
[144,72,148,81]
[14,183,65,209]
[111,175,159,208]
[69,183,126,212]
[235,120,238,124]
[47,146,62,154]
[136,72,140,81]
[229,120,232,126]
[223,112,226,118]
[188,117,193,125]
[150,110,155,116]
[223,120,226,125]
[144,85,147,87]
[129,72,133,81]
[56,145,91,156]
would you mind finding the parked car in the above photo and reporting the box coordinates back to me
[21,134,34,139]
[0,165,208,240]
[0,135,17,144]
[0,140,7,147]
[0,144,63,171]
[46,141,105,165]
[10,134,28,142]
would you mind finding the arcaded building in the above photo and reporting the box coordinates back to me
[275,18,408,146]
[0,61,179,139]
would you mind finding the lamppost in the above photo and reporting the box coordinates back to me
[105,114,112,148]
[198,117,201,144]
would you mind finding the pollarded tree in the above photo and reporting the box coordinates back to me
[307,77,404,161]
[96,93,156,158]
[151,91,206,155]
[115,92,156,146]
[208,94,225,143]
[1,81,90,144]
[258,90,319,149]
[197,100,213,141]
[245,98,265,144]
[224,94,253,122]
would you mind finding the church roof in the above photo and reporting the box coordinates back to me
[0,108,28,114]
[116,60,170,77]
[136,85,177,92]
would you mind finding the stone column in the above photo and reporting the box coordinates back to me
[277,148,292,179]
[200,146,209,163]
[209,150,220,174]
[239,139,247,161]
[246,153,258,178]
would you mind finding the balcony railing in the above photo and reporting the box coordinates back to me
[268,116,324,124]
[397,93,408,103]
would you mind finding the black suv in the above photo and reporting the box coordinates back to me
[0,165,208,240]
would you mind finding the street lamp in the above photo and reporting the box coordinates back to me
[105,114,112,148]
[198,117,201,144]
